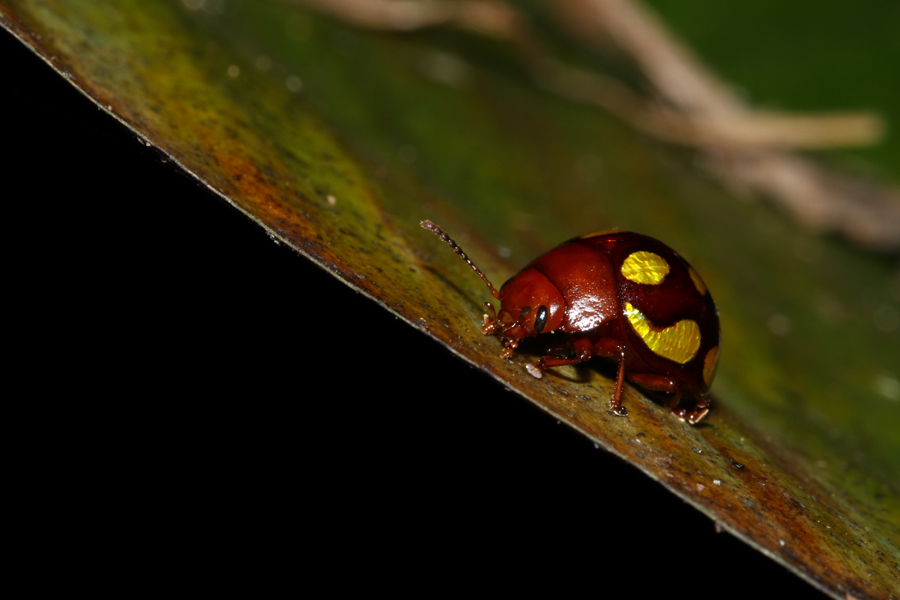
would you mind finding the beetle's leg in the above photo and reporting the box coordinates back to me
[483,302,496,321]
[525,337,593,379]
[591,338,628,415]
[663,390,711,423]
[481,302,502,335]
[665,390,683,410]
[539,337,577,359]
[681,397,712,425]
[524,355,584,378]
[627,373,679,394]
[610,351,628,415]
[482,321,501,335]
[626,374,711,425]
[499,337,519,359]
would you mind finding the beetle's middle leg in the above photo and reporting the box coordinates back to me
[592,337,628,415]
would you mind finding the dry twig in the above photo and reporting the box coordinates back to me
[294,0,524,38]
[551,0,899,249]
[289,0,900,249]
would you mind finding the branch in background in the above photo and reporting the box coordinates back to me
[292,0,883,150]
[537,61,884,149]
[548,0,884,148]
[289,0,900,250]
[550,0,899,250]
[552,0,744,115]
[705,151,900,251]
[294,0,525,38]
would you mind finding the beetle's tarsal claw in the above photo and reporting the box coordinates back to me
[688,408,710,425]
[482,301,497,322]
[481,319,501,335]
[608,399,628,417]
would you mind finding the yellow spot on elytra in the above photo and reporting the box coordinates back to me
[621,251,670,285]
[624,302,701,364]
[703,346,719,388]
[689,266,707,296]
[578,229,618,239]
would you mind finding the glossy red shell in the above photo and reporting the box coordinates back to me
[500,231,719,398]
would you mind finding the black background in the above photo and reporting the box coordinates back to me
[3,26,825,597]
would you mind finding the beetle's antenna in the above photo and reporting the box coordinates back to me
[421,220,500,300]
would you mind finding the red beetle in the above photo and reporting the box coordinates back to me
[422,221,719,424]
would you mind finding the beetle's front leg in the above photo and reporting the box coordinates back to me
[481,302,504,336]
[525,337,594,379]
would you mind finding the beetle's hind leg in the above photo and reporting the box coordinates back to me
[675,397,712,425]
[627,373,711,424]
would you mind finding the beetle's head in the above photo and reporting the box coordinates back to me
[483,268,564,356]
[420,220,563,359]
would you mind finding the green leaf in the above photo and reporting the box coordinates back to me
[3,2,896,597]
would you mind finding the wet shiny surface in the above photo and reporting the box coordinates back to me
[620,250,671,285]
[703,346,720,388]
[624,301,702,364]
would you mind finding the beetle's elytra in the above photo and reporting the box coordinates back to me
[421,220,720,424]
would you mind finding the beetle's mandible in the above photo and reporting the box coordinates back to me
[421,220,720,424]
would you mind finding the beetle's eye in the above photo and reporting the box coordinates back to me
[519,306,532,320]
[534,305,549,333]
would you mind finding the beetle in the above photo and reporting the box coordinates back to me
[421,220,719,424]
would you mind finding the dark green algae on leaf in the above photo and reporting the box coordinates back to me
[1,1,897,597]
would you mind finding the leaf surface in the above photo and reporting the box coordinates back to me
[2,2,897,597]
